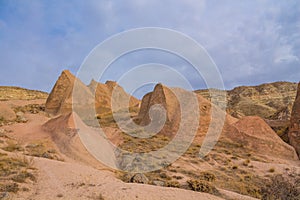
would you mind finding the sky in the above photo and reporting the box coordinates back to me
[0,0,299,97]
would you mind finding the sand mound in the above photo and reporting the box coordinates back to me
[229,116,298,160]
[42,112,116,169]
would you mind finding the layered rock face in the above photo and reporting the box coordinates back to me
[45,70,139,116]
[88,79,139,114]
[289,82,300,158]
[45,70,82,115]
[196,82,298,142]
[136,84,200,136]
[196,81,297,120]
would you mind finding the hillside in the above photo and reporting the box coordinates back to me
[0,72,299,200]
[195,81,297,120]
[0,86,48,101]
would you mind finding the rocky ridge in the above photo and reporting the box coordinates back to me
[289,82,300,157]
[45,70,139,117]
[0,86,48,101]
[195,81,297,120]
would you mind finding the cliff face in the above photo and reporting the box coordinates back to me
[289,82,300,158]
[195,81,297,120]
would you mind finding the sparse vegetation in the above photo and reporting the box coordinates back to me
[261,174,300,200]
[2,141,23,152]
[198,172,216,182]
[165,180,180,188]
[0,154,36,194]
[242,159,250,166]
[0,183,19,193]
[12,170,36,183]
[187,179,218,194]
[268,168,275,173]
[97,194,105,200]
[25,141,62,161]
[232,165,238,170]
[57,193,64,198]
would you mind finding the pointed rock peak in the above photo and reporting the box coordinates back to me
[45,70,93,116]
[105,80,118,87]
[89,78,98,85]
[154,83,165,89]
[88,79,99,89]
[61,70,75,80]
[153,83,166,93]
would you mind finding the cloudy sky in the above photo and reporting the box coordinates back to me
[0,0,299,97]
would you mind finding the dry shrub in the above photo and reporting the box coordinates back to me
[187,179,218,194]
[261,174,300,200]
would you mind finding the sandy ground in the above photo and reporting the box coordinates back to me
[1,98,299,200]
[10,157,224,200]
[1,99,225,200]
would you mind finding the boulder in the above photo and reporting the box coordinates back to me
[16,111,28,123]
[0,103,16,121]
[130,173,149,184]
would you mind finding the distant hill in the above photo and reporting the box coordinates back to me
[0,86,48,100]
[195,81,298,120]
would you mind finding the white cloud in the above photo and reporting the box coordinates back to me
[0,0,299,93]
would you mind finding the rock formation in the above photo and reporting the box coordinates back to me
[288,82,300,158]
[45,70,89,115]
[136,83,298,160]
[136,83,200,136]
[0,102,16,121]
[195,81,297,120]
[88,79,139,114]
[229,116,298,160]
[138,83,180,126]
[45,70,139,117]
[196,82,298,142]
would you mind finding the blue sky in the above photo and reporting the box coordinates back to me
[0,0,299,97]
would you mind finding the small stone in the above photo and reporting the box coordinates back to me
[0,128,5,135]
[17,116,28,123]
[152,180,164,186]
[0,192,10,199]
[16,111,24,117]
